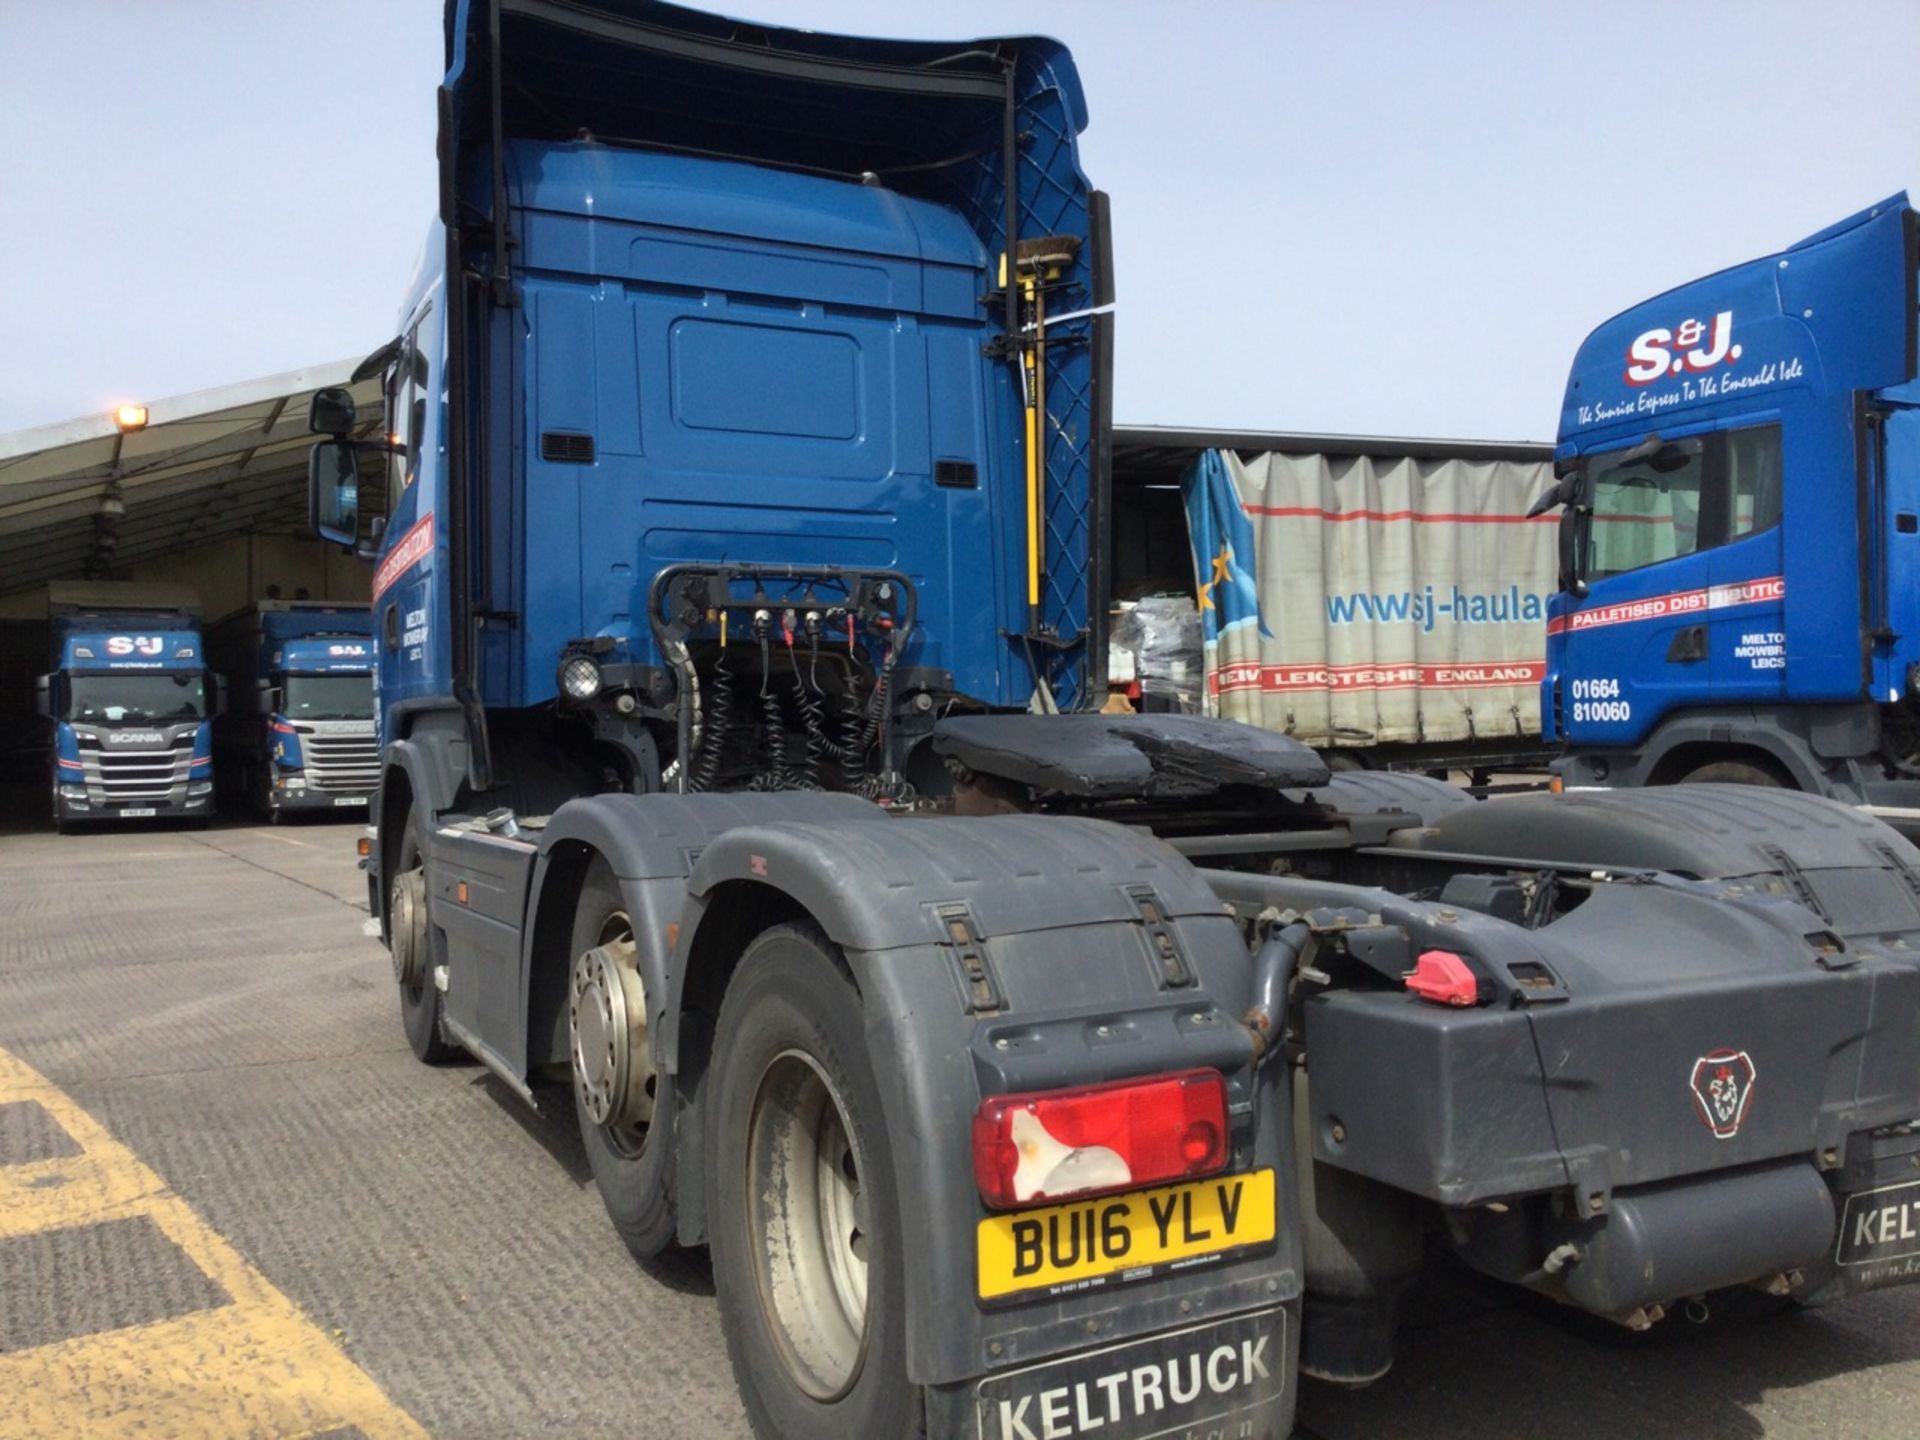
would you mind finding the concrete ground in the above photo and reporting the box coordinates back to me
[1,793,1919,1438]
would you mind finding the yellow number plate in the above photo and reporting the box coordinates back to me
[977,1168,1276,1302]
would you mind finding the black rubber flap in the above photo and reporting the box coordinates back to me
[932,712,1330,798]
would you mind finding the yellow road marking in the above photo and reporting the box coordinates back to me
[0,1046,427,1440]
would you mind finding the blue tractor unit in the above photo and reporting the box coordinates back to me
[303,6,1920,1436]
[209,602,378,818]
[1541,195,1920,816]
[35,582,217,831]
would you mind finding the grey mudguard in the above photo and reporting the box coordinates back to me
[679,814,1302,1390]
[383,715,472,823]
[1416,783,1920,959]
[518,791,884,1071]
[1419,782,1920,882]
[1203,865,1920,1210]
[1317,769,1476,827]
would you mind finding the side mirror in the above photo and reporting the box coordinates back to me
[1527,461,1590,519]
[256,679,278,716]
[33,674,51,719]
[308,440,361,547]
[1524,483,1564,520]
[309,386,357,436]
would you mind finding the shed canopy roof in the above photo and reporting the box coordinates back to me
[0,361,382,600]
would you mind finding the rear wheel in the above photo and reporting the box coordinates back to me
[1679,759,1788,787]
[569,857,677,1258]
[392,819,456,1063]
[708,921,919,1440]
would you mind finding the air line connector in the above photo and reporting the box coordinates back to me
[1242,912,1312,1067]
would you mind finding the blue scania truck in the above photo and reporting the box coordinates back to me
[208,602,378,819]
[304,6,1920,1435]
[1541,195,1920,819]
[34,582,217,831]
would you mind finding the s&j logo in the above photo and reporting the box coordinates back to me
[1625,310,1741,386]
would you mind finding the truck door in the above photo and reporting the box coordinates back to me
[370,304,441,738]
[1561,433,1714,746]
[1705,422,1787,706]
[1875,402,1920,705]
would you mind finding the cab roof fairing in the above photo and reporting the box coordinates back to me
[60,631,203,671]
[441,0,1088,238]
[1556,192,1914,456]
[275,638,375,674]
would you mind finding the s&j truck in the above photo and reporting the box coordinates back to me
[209,601,378,818]
[34,582,219,831]
[306,6,1920,1436]
[1541,195,1920,821]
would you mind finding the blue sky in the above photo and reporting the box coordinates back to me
[3,1,1916,441]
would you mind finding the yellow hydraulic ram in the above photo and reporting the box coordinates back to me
[1007,235,1082,615]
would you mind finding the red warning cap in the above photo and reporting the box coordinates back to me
[1406,949,1480,1007]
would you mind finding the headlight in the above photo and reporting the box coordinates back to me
[276,776,307,791]
[559,654,602,702]
[59,784,87,800]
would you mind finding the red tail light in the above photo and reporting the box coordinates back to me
[971,1069,1229,1211]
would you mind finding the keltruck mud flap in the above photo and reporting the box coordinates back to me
[1804,1126,1920,1300]
[1837,1179,1920,1280]
[971,1307,1291,1440]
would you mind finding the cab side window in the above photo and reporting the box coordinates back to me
[383,309,432,518]
[1727,425,1783,540]
[1586,424,1781,581]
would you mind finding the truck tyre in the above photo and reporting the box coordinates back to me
[393,820,457,1064]
[1679,759,1787,787]
[707,921,920,1440]
[569,857,677,1258]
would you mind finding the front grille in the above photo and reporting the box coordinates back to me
[78,735,191,801]
[301,731,379,794]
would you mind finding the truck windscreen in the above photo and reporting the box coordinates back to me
[282,673,374,721]
[66,673,206,724]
